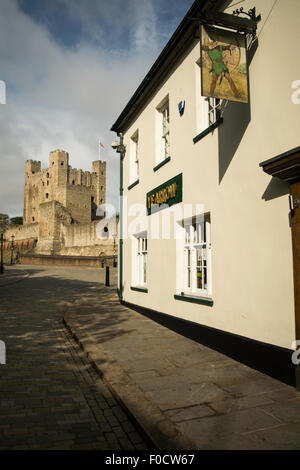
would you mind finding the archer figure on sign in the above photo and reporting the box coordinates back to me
[202,38,240,99]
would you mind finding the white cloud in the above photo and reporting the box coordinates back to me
[0,0,163,217]
[131,0,158,51]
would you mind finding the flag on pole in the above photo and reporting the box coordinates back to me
[98,140,105,161]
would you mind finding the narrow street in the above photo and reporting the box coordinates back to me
[0,266,148,450]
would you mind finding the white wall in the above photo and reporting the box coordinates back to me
[120,0,299,349]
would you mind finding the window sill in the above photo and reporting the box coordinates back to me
[128,179,139,190]
[174,294,213,306]
[153,156,171,172]
[193,118,223,144]
[131,286,148,293]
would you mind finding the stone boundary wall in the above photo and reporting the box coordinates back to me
[4,223,39,242]
[59,245,115,257]
[62,220,117,247]
[20,254,117,267]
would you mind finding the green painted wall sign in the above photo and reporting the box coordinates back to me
[146,173,182,215]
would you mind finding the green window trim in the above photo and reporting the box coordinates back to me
[193,118,223,144]
[153,156,171,172]
[128,179,139,190]
[131,286,148,293]
[174,294,213,306]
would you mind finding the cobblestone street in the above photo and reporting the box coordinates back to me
[0,266,148,450]
[2,265,300,450]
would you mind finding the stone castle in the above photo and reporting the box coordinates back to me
[24,149,106,225]
[4,150,117,260]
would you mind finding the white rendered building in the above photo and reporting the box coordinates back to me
[111,0,300,387]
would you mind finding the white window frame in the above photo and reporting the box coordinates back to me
[156,96,170,164]
[206,97,221,127]
[130,130,139,184]
[132,232,147,288]
[183,214,212,298]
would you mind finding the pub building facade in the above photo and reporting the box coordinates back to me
[111,0,300,386]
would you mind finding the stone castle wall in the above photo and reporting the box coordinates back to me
[4,223,39,242]
[65,184,92,225]
[60,218,118,257]
[7,149,115,260]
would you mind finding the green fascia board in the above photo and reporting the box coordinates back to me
[153,156,171,172]
[193,118,223,144]
[128,179,139,190]
[174,294,213,306]
[131,286,148,293]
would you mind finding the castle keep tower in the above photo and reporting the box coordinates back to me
[23,160,41,224]
[23,150,106,226]
[50,149,69,189]
[92,160,106,218]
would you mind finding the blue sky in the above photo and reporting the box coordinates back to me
[0,0,195,217]
[17,0,192,50]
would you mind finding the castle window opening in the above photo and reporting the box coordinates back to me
[47,180,49,186]
[32,217,35,222]
[72,180,75,185]
[47,173,49,178]
[46,193,49,199]
[61,162,64,166]
[91,196,94,202]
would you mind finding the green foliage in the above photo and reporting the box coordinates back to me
[0,213,9,222]
[0,213,9,230]
[10,216,23,226]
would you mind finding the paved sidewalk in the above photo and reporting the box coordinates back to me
[0,266,148,450]
[0,266,29,287]
[64,285,300,450]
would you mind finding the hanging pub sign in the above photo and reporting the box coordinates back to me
[146,173,182,216]
[200,25,248,103]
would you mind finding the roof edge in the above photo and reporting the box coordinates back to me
[111,0,214,135]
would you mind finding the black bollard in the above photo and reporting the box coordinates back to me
[105,266,110,287]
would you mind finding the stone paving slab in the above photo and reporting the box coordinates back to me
[64,312,194,449]
[63,284,300,450]
[0,266,29,287]
[0,266,148,450]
